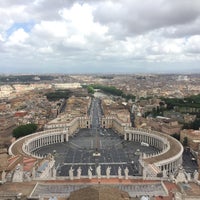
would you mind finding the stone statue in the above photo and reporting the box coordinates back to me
[32,163,38,180]
[69,167,74,180]
[77,167,82,179]
[96,165,101,179]
[186,172,191,182]
[169,173,175,182]
[163,169,167,178]
[24,172,31,182]
[106,166,111,179]
[1,170,6,183]
[53,167,56,178]
[88,166,93,179]
[143,168,147,180]
[12,163,23,182]
[124,167,129,180]
[118,166,122,179]
[174,166,188,184]
[193,170,199,181]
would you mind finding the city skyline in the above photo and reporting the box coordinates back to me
[0,0,200,74]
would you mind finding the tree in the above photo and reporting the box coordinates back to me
[87,86,95,94]
[171,133,180,141]
[192,119,200,130]
[13,123,37,139]
[46,90,72,101]
[183,119,200,130]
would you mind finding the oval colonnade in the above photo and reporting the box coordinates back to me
[124,128,183,175]
[9,127,183,177]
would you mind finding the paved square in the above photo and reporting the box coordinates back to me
[34,128,159,176]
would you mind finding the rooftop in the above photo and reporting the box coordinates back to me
[181,129,200,139]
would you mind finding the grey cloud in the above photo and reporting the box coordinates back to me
[186,46,200,54]
[27,0,75,21]
[54,42,86,55]
[93,0,200,36]
[163,17,200,38]
[0,0,31,7]
[28,0,111,21]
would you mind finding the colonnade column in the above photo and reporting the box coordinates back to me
[129,133,132,141]
[124,133,127,140]
[61,134,64,142]
[132,134,135,141]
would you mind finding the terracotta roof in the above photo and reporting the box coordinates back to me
[0,153,8,171]
[6,155,37,172]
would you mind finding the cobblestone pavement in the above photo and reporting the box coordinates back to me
[34,128,159,176]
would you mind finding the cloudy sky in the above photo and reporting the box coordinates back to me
[0,0,200,74]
